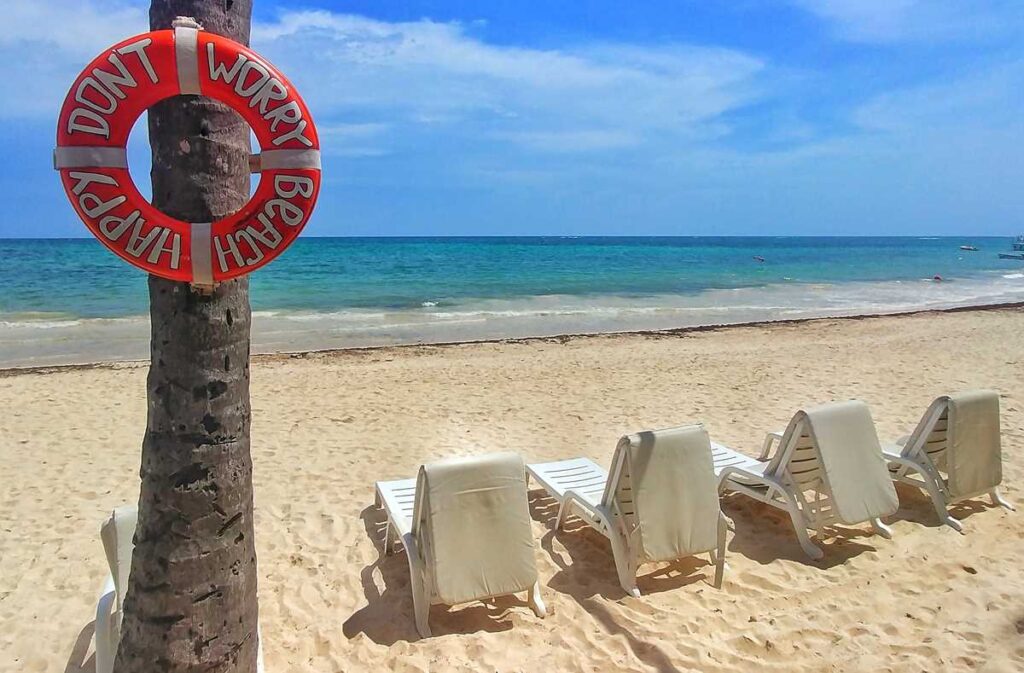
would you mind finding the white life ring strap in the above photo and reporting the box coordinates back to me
[53,147,128,170]
[190,222,214,288]
[54,148,322,172]
[174,23,202,96]
[250,149,322,172]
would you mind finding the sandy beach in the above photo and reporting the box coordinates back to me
[1,306,1022,673]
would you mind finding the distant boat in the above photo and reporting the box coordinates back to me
[752,255,765,263]
[959,245,979,251]
[998,235,1024,260]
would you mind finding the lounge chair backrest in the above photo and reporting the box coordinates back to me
[603,425,721,561]
[796,400,899,524]
[766,415,823,489]
[902,391,1002,498]
[100,505,138,610]
[946,391,1002,498]
[899,396,950,468]
[412,452,539,606]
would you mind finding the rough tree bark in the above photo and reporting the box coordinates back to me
[114,1,259,672]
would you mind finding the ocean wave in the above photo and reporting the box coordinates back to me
[274,310,389,323]
[0,319,84,329]
[0,315,147,329]
[4,272,1024,367]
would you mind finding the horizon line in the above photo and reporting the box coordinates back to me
[1,234,1017,241]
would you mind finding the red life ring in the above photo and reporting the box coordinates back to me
[54,22,321,285]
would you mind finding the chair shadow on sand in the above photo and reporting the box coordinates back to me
[723,480,1004,567]
[342,504,538,645]
[528,490,712,600]
[528,489,700,673]
[889,482,999,528]
[63,621,96,673]
[719,492,882,568]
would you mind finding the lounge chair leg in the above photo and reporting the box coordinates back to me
[555,499,572,530]
[780,493,824,560]
[412,592,431,638]
[606,528,640,597]
[991,488,1015,511]
[914,470,962,533]
[410,583,431,637]
[714,553,725,589]
[528,581,546,618]
[712,514,727,588]
[94,584,118,673]
[402,534,432,638]
[794,527,824,560]
[870,518,893,539]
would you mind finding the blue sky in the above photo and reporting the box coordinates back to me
[5,0,1023,237]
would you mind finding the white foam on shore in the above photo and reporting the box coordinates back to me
[2,272,1022,367]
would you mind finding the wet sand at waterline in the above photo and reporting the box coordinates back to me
[1,308,1023,672]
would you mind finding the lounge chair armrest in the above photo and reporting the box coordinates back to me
[95,574,118,673]
[894,434,911,447]
[401,532,423,568]
[759,431,784,460]
[717,465,785,495]
[562,489,601,519]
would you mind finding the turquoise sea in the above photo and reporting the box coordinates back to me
[1,236,1022,366]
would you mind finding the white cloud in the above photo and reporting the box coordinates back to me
[250,10,767,154]
[1,0,147,117]
[790,0,1023,43]
[851,61,1024,132]
[492,129,642,153]
[0,0,146,55]
[8,1,768,160]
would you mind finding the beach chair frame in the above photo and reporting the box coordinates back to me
[374,469,546,638]
[884,398,1015,533]
[715,414,893,561]
[528,439,728,598]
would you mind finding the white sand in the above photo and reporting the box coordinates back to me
[2,308,1022,672]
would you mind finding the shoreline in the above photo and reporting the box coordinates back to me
[4,300,1022,377]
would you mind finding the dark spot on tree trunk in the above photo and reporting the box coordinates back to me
[217,512,243,537]
[226,309,233,326]
[201,414,221,433]
[192,589,223,604]
[171,463,210,489]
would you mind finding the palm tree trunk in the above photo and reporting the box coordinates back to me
[114,2,259,672]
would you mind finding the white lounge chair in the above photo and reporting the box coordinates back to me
[526,424,728,597]
[884,390,1015,533]
[94,506,264,673]
[713,400,899,560]
[373,451,546,638]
